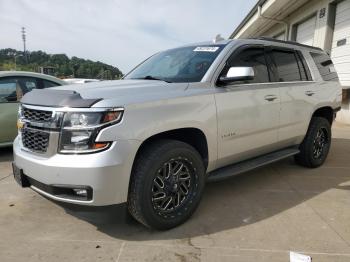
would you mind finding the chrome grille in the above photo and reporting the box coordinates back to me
[23,107,52,122]
[22,128,50,153]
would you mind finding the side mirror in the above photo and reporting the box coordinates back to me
[219,67,254,84]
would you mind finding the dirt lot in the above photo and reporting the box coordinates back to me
[1,122,350,262]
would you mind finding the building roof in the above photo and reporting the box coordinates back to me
[230,0,311,39]
[230,0,267,39]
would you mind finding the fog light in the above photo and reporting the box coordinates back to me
[73,189,87,197]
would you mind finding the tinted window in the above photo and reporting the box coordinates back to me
[43,80,60,88]
[225,47,270,84]
[310,52,339,81]
[0,78,18,103]
[16,77,40,100]
[295,53,308,81]
[295,51,311,81]
[20,77,38,92]
[271,50,302,82]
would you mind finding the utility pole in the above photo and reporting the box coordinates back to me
[21,27,27,63]
[14,55,22,70]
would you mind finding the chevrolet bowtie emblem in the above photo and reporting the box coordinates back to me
[17,119,24,129]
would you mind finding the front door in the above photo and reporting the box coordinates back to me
[0,76,41,145]
[215,46,280,168]
[0,78,20,144]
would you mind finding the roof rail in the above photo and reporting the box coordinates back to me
[248,37,323,51]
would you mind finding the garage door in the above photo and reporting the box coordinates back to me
[331,0,350,87]
[296,15,317,46]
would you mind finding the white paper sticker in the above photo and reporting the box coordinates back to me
[194,46,219,52]
[329,64,336,73]
[290,252,312,262]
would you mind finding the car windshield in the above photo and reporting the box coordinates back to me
[124,45,226,83]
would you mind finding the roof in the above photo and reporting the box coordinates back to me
[170,39,234,49]
[230,0,267,39]
[249,37,323,51]
[0,71,66,85]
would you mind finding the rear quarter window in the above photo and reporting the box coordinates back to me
[310,52,339,81]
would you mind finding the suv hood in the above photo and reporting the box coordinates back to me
[21,80,191,108]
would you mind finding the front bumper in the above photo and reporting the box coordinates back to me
[13,137,140,206]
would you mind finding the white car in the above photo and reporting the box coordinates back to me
[0,71,65,147]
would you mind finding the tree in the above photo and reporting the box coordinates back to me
[0,48,123,79]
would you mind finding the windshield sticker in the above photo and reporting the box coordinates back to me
[193,46,219,52]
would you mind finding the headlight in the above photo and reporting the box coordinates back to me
[59,110,123,154]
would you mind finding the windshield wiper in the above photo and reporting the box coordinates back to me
[135,75,172,83]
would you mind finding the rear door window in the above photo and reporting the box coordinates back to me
[295,51,312,81]
[271,49,302,82]
[310,52,339,81]
[43,80,60,88]
[22,77,38,92]
[16,77,40,100]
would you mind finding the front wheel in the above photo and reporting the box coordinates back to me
[295,117,332,168]
[128,140,205,230]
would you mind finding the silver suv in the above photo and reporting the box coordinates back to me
[13,38,342,229]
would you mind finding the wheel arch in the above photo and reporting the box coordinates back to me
[133,127,209,171]
[311,106,335,125]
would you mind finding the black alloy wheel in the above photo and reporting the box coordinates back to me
[128,139,205,230]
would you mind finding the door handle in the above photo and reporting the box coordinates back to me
[264,95,277,102]
[305,91,315,96]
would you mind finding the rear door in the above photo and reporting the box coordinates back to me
[214,46,281,168]
[268,48,317,147]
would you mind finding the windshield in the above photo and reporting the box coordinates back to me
[125,45,225,83]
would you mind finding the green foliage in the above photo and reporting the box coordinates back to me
[0,48,123,80]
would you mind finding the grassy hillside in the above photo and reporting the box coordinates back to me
[0,48,123,80]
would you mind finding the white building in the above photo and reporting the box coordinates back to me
[231,0,350,123]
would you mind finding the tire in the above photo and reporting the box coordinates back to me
[295,117,332,168]
[127,139,206,230]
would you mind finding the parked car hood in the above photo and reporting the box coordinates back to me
[50,79,191,107]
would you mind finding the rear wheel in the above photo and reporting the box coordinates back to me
[295,117,331,168]
[128,140,205,230]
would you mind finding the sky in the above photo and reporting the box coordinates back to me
[0,0,257,73]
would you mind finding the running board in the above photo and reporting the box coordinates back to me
[207,148,300,182]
